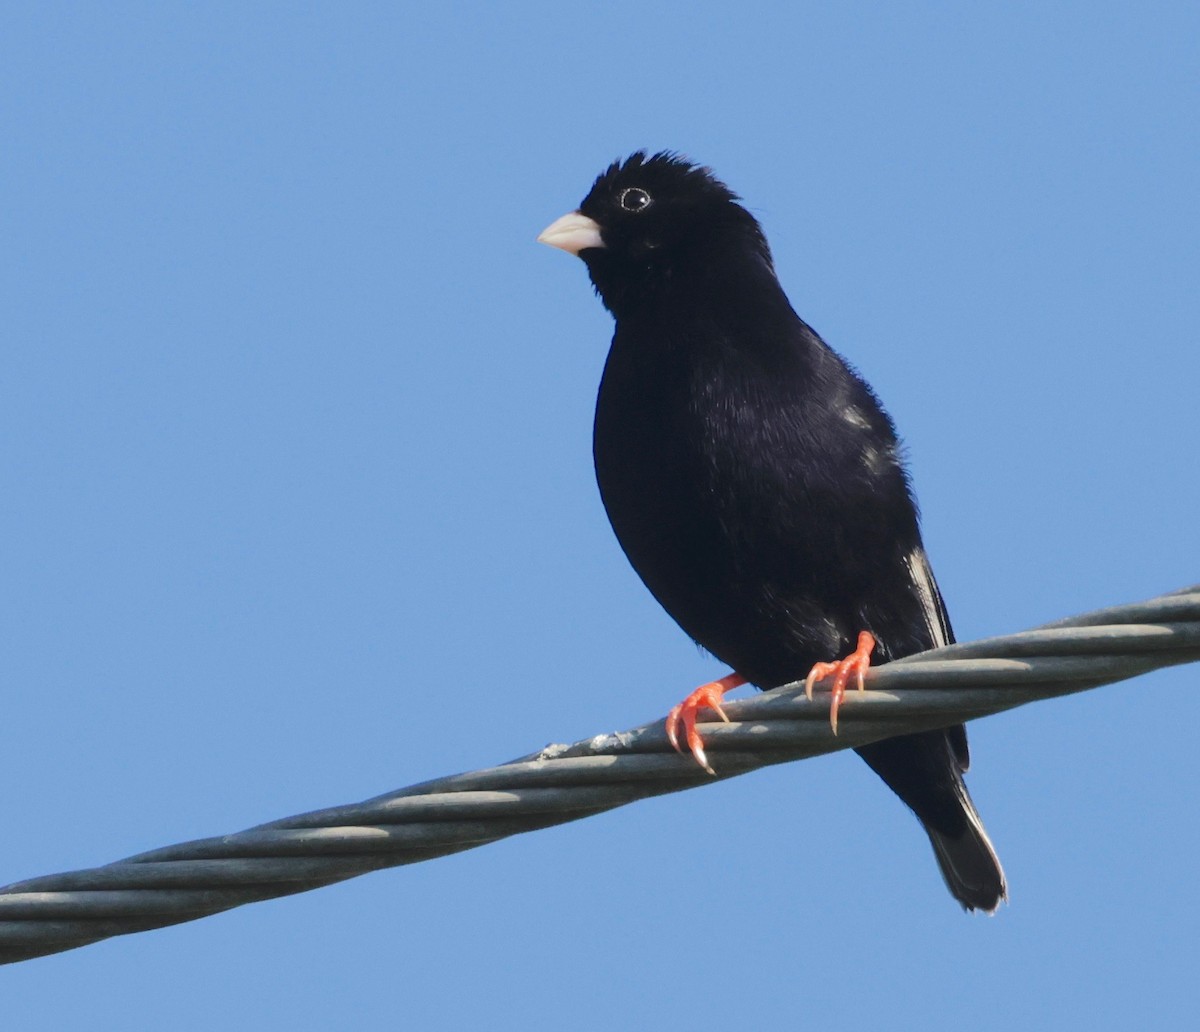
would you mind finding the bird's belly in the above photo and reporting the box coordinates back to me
[593,346,923,685]
[596,449,853,687]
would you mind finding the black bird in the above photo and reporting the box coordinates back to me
[538,152,1006,912]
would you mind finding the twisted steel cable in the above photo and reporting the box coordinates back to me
[2,584,1197,965]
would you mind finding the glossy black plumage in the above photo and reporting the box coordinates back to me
[543,152,1005,912]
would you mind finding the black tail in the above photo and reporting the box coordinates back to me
[923,784,1007,913]
[857,728,1007,913]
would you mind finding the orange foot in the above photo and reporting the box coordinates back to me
[804,631,876,735]
[665,673,748,775]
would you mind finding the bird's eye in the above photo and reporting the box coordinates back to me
[619,187,653,213]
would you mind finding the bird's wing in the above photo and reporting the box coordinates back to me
[904,545,954,650]
[904,546,970,769]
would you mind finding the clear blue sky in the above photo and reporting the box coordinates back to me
[4,3,1198,1028]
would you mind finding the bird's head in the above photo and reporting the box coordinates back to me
[538,151,773,316]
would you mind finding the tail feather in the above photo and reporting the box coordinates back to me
[925,787,1007,913]
[857,728,1006,912]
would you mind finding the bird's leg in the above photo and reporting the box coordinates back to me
[805,631,876,735]
[665,673,747,775]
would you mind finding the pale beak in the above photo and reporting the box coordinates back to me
[537,211,605,256]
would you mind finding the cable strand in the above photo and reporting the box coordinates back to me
[2,585,1196,965]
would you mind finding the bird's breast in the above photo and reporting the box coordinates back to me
[591,315,923,683]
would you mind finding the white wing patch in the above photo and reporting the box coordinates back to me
[905,547,950,649]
